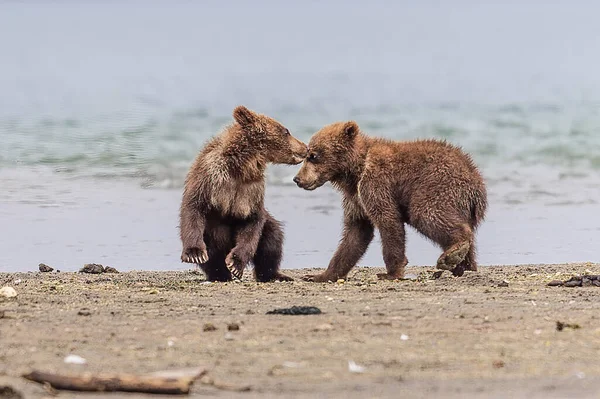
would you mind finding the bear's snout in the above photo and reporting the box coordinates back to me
[293,176,303,187]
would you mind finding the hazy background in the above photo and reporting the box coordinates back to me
[1,1,599,272]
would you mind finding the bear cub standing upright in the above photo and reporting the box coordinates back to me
[180,106,307,282]
[294,121,487,282]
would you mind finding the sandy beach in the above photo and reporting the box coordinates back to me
[2,263,600,398]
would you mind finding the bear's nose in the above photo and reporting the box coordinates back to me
[293,176,301,186]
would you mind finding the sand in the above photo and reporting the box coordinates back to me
[2,263,600,398]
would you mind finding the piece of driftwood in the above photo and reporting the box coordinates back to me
[22,368,207,395]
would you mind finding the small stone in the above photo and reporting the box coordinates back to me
[556,321,581,331]
[80,264,104,274]
[336,279,345,284]
[547,280,564,287]
[224,332,234,341]
[64,354,87,365]
[203,323,217,332]
[348,360,366,373]
[564,280,582,288]
[227,322,240,331]
[400,334,409,341]
[78,309,92,316]
[498,280,509,288]
[593,280,600,287]
[104,266,119,273]
[39,263,54,272]
[431,270,444,279]
[313,323,333,332]
[245,309,255,315]
[0,287,17,299]
[492,360,505,368]
[582,277,593,287]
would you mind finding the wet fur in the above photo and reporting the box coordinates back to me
[294,122,487,282]
[180,106,306,282]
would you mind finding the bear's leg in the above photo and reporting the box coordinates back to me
[457,239,478,272]
[200,250,233,282]
[375,220,409,280]
[358,182,408,280]
[303,217,374,282]
[226,213,267,280]
[434,223,473,277]
[253,214,292,282]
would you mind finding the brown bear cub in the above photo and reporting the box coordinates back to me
[293,121,487,282]
[180,106,307,282]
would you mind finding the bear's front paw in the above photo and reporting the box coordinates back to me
[302,273,336,283]
[225,249,250,280]
[181,244,208,265]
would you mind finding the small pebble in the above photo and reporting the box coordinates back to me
[39,263,54,272]
[492,360,505,368]
[203,323,217,332]
[431,271,444,279]
[336,279,345,284]
[564,280,582,288]
[0,287,17,299]
[348,360,366,373]
[224,332,234,341]
[64,354,87,365]
[77,309,92,316]
[547,280,564,287]
[498,280,509,288]
[104,266,119,273]
[556,321,581,331]
[227,322,240,331]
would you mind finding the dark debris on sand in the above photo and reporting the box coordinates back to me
[38,264,54,273]
[548,275,600,287]
[79,264,120,274]
[266,306,322,315]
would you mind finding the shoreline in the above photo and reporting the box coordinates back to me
[2,263,600,398]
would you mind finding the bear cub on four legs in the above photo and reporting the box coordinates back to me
[180,106,307,282]
[294,121,487,282]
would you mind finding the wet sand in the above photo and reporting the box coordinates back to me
[2,263,600,398]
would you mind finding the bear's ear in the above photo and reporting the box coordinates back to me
[343,121,359,139]
[233,106,257,128]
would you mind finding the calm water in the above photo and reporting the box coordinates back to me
[1,1,599,271]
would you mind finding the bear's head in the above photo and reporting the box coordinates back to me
[293,121,360,190]
[232,106,307,165]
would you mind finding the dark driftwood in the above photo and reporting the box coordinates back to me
[22,369,207,395]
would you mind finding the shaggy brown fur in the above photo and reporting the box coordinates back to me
[180,106,307,282]
[293,121,487,282]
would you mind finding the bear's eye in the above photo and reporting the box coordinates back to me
[307,153,318,162]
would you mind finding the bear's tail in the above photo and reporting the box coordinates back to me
[470,186,488,229]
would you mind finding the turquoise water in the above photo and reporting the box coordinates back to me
[1,1,599,271]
